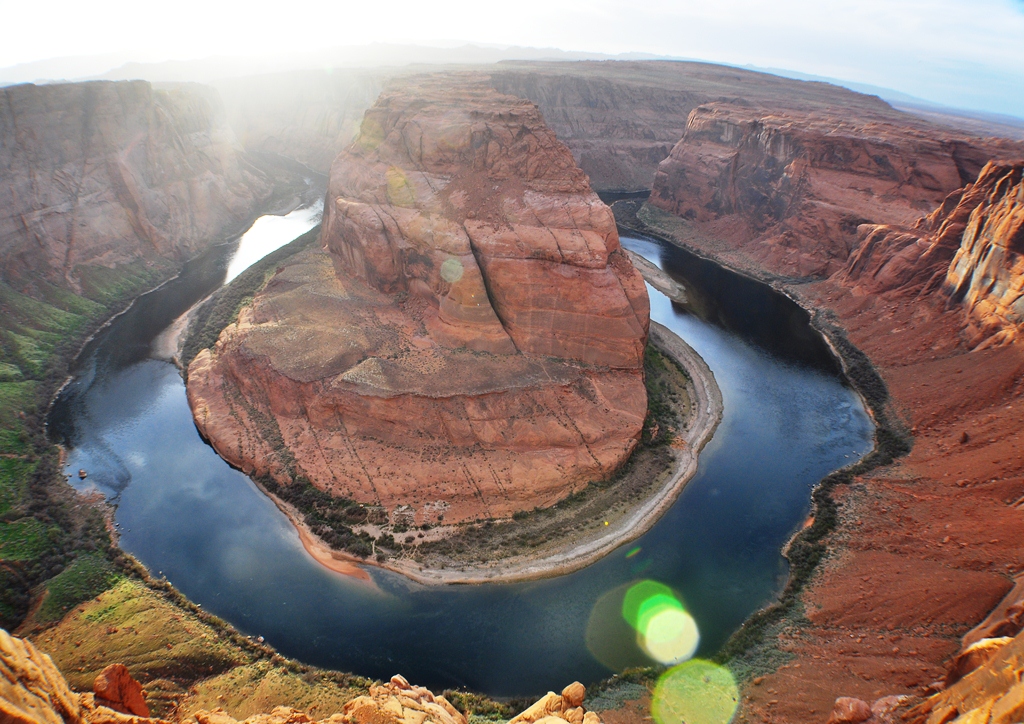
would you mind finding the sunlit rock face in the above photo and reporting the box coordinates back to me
[841,160,1024,349]
[187,76,650,525]
[945,162,1024,348]
[0,80,272,293]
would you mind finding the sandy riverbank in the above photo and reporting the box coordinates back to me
[267,320,723,585]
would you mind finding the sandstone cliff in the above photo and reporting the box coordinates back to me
[187,76,649,526]
[841,161,1024,349]
[0,80,273,293]
[648,103,1024,277]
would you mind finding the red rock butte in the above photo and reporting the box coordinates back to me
[187,76,650,525]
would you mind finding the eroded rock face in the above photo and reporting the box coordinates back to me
[94,663,150,717]
[841,161,1024,348]
[0,80,272,292]
[648,103,1023,277]
[188,76,649,525]
[944,163,1024,348]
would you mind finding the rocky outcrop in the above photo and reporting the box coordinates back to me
[2,627,602,724]
[648,104,1024,277]
[94,664,150,717]
[0,80,272,293]
[187,674,465,724]
[187,76,649,525]
[945,163,1024,348]
[905,627,1024,724]
[0,628,166,724]
[841,161,1024,348]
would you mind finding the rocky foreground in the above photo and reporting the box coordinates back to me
[1,628,606,724]
[187,76,650,526]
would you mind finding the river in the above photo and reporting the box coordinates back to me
[48,207,873,696]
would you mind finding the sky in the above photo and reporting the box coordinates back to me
[2,0,1023,118]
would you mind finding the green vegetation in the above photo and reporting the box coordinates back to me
[31,574,372,718]
[35,553,122,624]
[0,264,167,629]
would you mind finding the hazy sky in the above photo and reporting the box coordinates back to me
[4,0,1023,117]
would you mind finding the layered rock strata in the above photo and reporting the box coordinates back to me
[188,77,649,525]
[843,161,1024,348]
[648,104,1024,277]
[0,80,272,292]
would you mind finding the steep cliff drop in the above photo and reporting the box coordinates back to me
[844,160,1024,349]
[186,76,650,530]
[648,103,1024,278]
[0,80,273,293]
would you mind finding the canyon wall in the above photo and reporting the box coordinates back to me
[648,103,1024,277]
[213,60,947,194]
[187,75,649,525]
[0,80,273,293]
[842,161,1024,349]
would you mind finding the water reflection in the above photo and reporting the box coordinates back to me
[49,227,874,696]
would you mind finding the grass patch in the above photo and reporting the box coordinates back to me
[0,260,182,629]
[35,553,122,624]
[0,517,56,560]
[0,457,35,515]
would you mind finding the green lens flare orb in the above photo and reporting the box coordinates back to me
[622,580,677,629]
[440,257,464,283]
[652,660,739,724]
[639,606,700,664]
[622,580,700,665]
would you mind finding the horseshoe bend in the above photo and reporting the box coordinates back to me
[183,75,719,578]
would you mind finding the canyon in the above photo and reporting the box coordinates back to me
[186,75,651,528]
[5,57,1024,724]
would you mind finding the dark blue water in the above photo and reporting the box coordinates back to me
[49,228,873,697]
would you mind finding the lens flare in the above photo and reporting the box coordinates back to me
[585,582,658,672]
[385,166,417,206]
[440,257,464,283]
[651,660,739,724]
[622,580,700,665]
[639,606,700,664]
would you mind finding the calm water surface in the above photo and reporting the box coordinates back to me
[50,218,873,696]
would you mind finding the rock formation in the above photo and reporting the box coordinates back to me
[94,664,151,717]
[187,76,649,525]
[945,163,1024,348]
[4,625,606,724]
[842,160,1024,348]
[0,628,166,724]
[0,80,273,293]
[648,104,1024,277]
